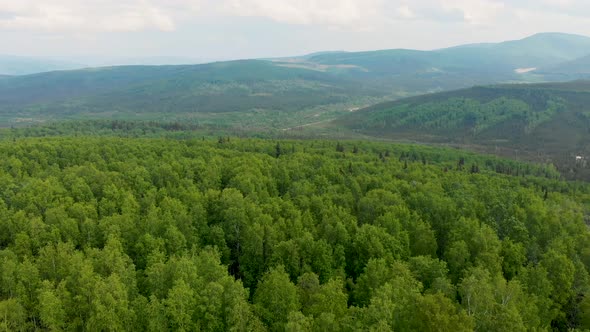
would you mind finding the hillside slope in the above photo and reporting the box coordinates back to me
[538,54,590,78]
[0,60,379,119]
[337,81,590,180]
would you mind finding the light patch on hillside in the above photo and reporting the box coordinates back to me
[273,60,368,72]
[515,67,537,74]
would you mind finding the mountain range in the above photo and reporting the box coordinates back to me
[0,32,589,128]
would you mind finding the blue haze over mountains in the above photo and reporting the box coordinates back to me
[0,32,589,122]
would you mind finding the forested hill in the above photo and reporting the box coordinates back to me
[1,137,589,330]
[304,32,590,82]
[1,33,590,126]
[539,55,590,78]
[0,60,376,115]
[337,80,590,180]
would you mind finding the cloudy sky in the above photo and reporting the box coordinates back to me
[1,0,589,61]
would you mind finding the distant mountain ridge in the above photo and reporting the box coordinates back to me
[1,32,590,127]
[444,32,590,62]
[3,32,589,77]
[305,32,590,76]
[0,55,223,76]
[0,55,84,75]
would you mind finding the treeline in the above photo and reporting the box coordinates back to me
[1,121,211,139]
[1,137,590,331]
[0,120,564,180]
[352,95,566,136]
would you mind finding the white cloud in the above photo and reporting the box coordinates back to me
[222,0,382,27]
[38,0,476,32]
[98,5,176,32]
[438,0,505,24]
[0,0,202,32]
[0,0,588,33]
[0,0,590,50]
[542,0,574,6]
[499,0,590,18]
[220,0,513,27]
[396,6,415,19]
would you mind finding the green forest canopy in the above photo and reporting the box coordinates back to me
[1,136,590,331]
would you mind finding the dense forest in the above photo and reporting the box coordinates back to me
[1,136,590,331]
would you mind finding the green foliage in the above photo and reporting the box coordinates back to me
[0,136,588,330]
[254,266,300,331]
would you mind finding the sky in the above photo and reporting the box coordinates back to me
[1,0,590,62]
